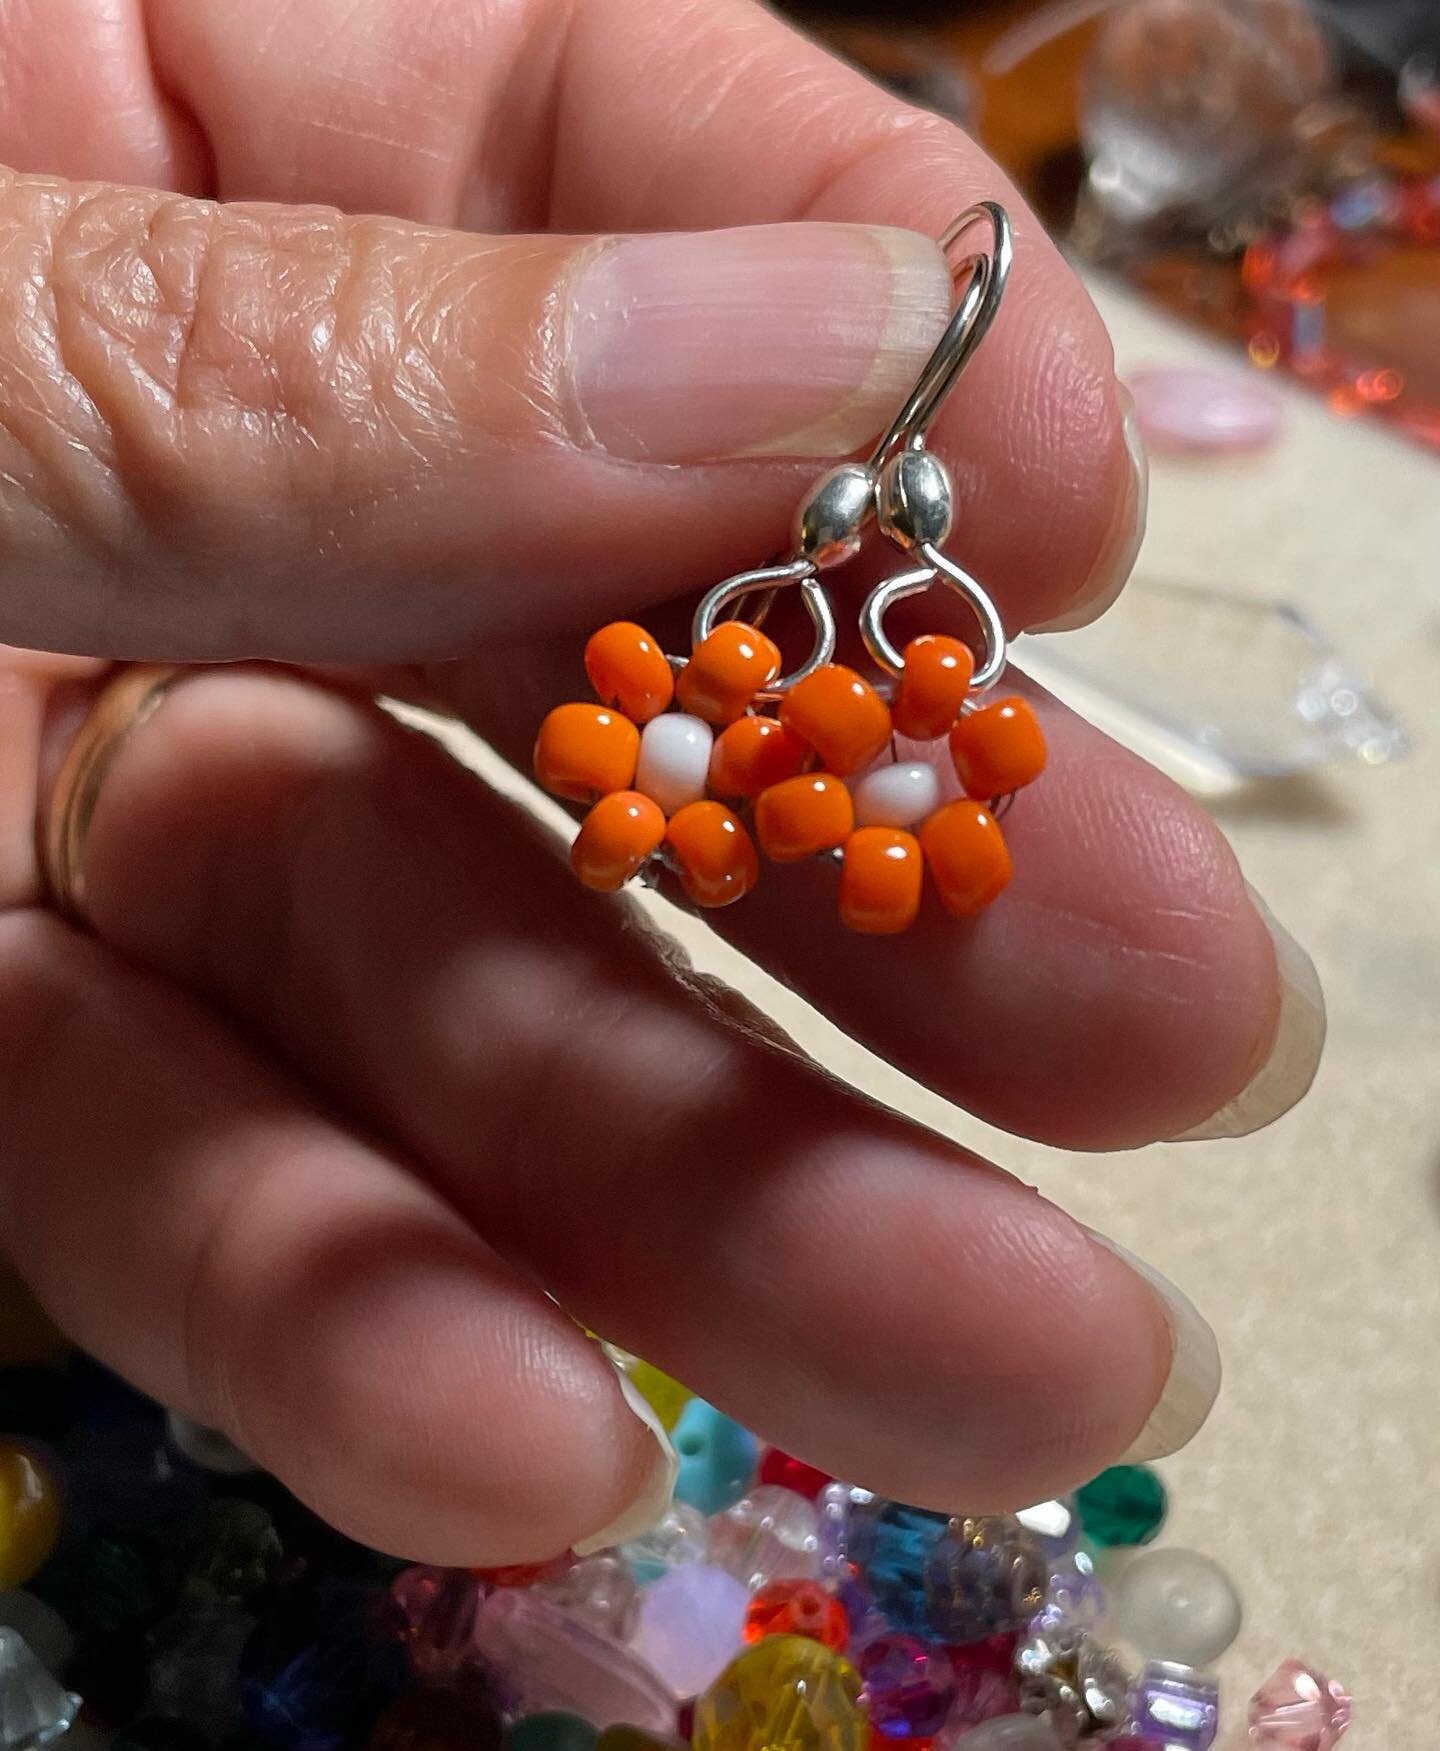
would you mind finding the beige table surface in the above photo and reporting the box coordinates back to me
[549,280,1437,1749]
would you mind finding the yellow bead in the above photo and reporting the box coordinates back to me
[0,1443,61,1588]
[624,1360,692,1433]
[694,1636,865,1751]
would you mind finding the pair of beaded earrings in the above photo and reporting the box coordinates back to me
[534,203,1045,936]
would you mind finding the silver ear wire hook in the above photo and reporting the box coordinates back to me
[688,200,1014,695]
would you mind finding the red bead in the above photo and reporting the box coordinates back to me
[919,802,1012,917]
[585,621,674,723]
[757,1448,833,1500]
[743,1579,849,1651]
[892,635,974,741]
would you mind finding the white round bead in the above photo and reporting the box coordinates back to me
[851,760,942,828]
[1110,1547,1242,1667]
[635,713,713,815]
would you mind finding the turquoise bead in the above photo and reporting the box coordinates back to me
[671,1401,759,1516]
[1074,1464,1167,1547]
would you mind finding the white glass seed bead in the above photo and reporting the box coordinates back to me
[851,760,943,828]
[635,713,713,816]
[1110,1547,1242,1668]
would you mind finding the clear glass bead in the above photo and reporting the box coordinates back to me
[708,1487,821,1591]
[619,1503,709,1587]
[535,1555,639,1642]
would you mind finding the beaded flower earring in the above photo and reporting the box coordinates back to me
[534,203,1046,935]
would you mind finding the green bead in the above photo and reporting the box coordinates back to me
[506,1714,599,1751]
[1074,1464,1167,1547]
[177,1498,283,1605]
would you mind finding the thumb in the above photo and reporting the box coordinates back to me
[0,167,950,662]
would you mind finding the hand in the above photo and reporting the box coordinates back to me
[0,0,1322,1562]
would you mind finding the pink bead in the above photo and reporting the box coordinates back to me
[1247,1659,1352,1750]
[1127,367,1283,455]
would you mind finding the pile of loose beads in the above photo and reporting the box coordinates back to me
[0,1349,1352,1751]
[532,619,1045,933]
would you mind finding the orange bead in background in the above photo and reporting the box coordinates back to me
[676,622,782,725]
[744,1579,849,1651]
[838,828,924,934]
[584,621,674,723]
[666,801,759,907]
[534,703,640,803]
[919,801,1013,916]
[891,634,975,741]
[570,790,667,892]
[754,773,855,863]
[948,697,1047,799]
[709,716,811,799]
[779,665,893,775]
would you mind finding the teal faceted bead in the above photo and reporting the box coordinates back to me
[1073,1465,1167,1548]
[506,1714,600,1751]
[671,1402,759,1517]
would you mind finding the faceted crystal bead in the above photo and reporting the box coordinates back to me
[708,1488,821,1591]
[816,1485,876,1585]
[692,1636,865,1751]
[851,1502,949,1637]
[1110,1549,1241,1668]
[632,1567,748,1699]
[743,1580,848,1651]
[620,1505,709,1587]
[857,1636,956,1738]
[1073,1468,1166,1549]
[1011,580,1407,785]
[470,1589,676,1734]
[148,1603,252,1741]
[0,1447,61,1592]
[239,1580,408,1751]
[368,1685,505,1751]
[671,1403,759,1517]
[177,1499,283,1606]
[1129,1662,1218,1751]
[505,1714,599,1751]
[1247,1659,1352,1750]
[0,1628,80,1749]
[390,1567,488,1682]
[535,1555,639,1642]
[923,1518,1047,1644]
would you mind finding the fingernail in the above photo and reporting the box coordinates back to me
[570,1360,679,1556]
[1085,1229,1221,1462]
[566,224,952,464]
[1171,887,1325,1141]
[1031,385,1149,633]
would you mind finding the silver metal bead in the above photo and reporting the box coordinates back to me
[794,463,876,569]
[876,450,954,550]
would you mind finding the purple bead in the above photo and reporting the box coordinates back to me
[1130,1661,1220,1751]
[632,1566,748,1699]
[1127,367,1283,455]
[858,1635,956,1738]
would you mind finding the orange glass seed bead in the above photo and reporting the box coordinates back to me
[948,697,1047,799]
[534,703,640,803]
[892,635,975,741]
[779,665,892,775]
[838,828,924,934]
[676,621,782,725]
[709,716,812,799]
[570,790,666,892]
[584,621,674,723]
[754,773,854,863]
[666,801,759,908]
[919,801,1013,916]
